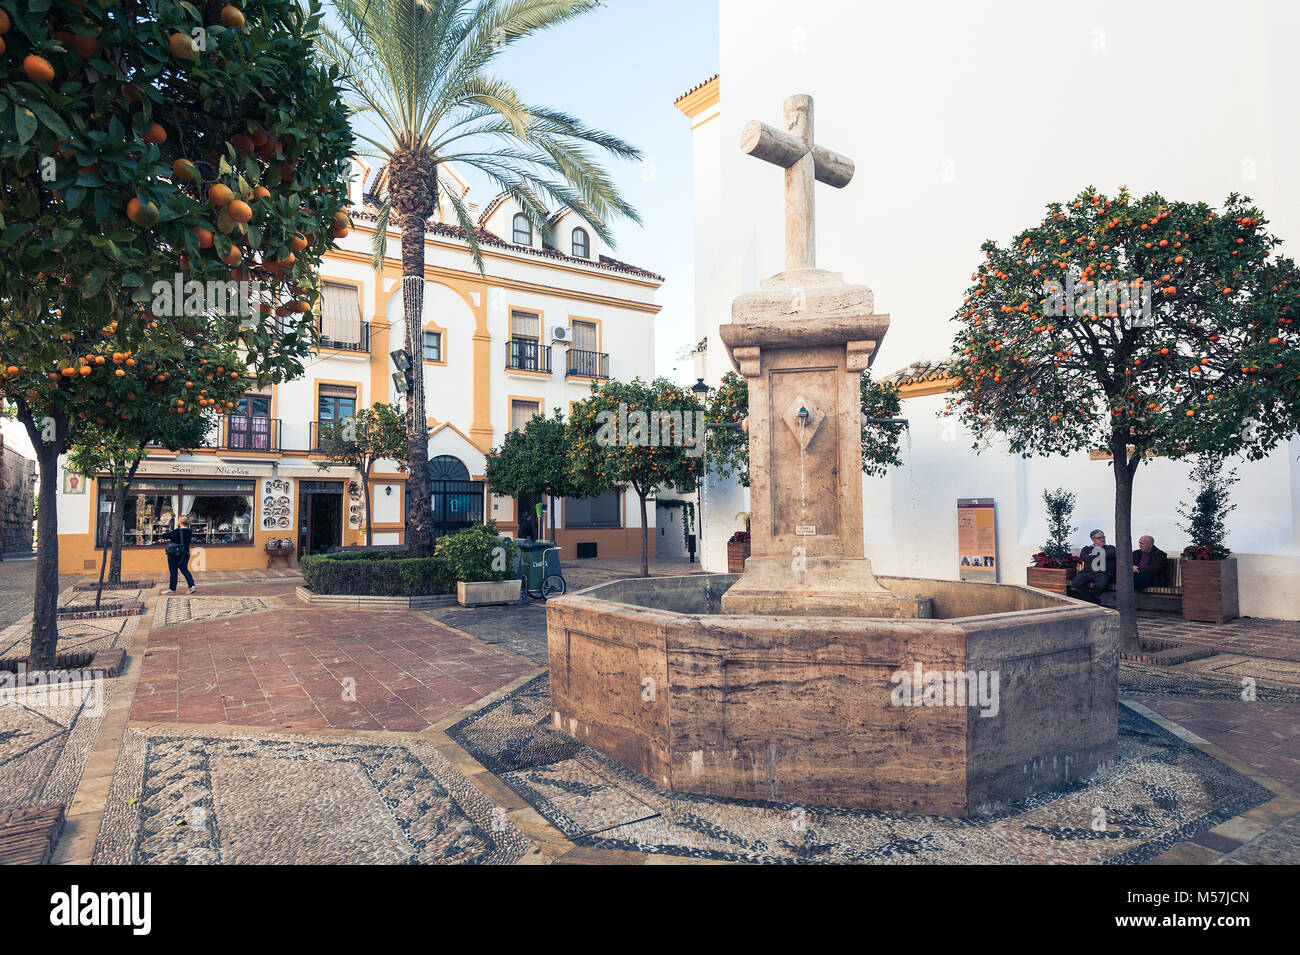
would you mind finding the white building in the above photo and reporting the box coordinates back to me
[681,0,1300,617]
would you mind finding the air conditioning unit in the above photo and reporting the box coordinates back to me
[551,326,571,344]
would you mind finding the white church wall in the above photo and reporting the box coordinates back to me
[711,0,1300,617]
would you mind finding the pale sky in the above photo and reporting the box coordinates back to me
[454,0,718,386]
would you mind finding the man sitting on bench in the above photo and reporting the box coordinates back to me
[1133,535,1169,591]
[1069,529,1116,604]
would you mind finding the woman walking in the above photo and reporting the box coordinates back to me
[160,514,197,595]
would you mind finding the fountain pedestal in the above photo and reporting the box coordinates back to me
[718,268,928,617]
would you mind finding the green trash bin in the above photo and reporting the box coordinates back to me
[518,540,567,599]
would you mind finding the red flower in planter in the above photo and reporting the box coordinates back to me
[1030,551,1081,569]
[1181,544,1231,561]
[728,531,750,544]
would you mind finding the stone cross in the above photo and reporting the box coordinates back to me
[740,94,855,272]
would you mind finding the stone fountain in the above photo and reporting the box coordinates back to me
[546,96,1117,816]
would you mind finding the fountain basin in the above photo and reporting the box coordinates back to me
[546,574,1117,816]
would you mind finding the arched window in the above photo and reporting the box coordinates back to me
[428,455,471,482]
[512,213,532,246]
[571,227,589,258]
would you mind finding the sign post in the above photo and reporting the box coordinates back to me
[957,498,998,582]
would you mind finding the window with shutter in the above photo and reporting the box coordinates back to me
[511,400,540,432]
[319,284,362,348]
[511,311,540,340]
[571,320,597,352]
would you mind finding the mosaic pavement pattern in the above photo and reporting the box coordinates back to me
[0,612,137,660]
[94,726,530,865]
[160,596,273,628]
[447,675,1274,865]
[421,603,549,663]
[1121,657,1300,704]
[0,680,112,812]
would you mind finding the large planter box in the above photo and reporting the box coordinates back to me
[1026,565,1077,595]
[1181,558,1239,624]
[457,579,521,608]
[726,540,751,574]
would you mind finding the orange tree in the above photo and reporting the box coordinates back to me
[567,378,705,577]
[945,186,1300,650]
[705,369,906,486]
[0,0,353,666]
[67,340,249,603]
[484,408,577,544]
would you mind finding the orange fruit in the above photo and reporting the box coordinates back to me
[172,158,199,182]
[221,5,245,28]
[0,10,9,33]
[220,246,243,266]
[143,123,167,145]
[193,226,214,248]
[290,233,308,252]
[78,365,92,376]
[208,183,234,207]
[231,133,255,154]
[227,199,253,223]
[251,185,270,200]
[23,55,56,84]
[121,82,142,102]
[126,197,159,228]
[168,32,197,62]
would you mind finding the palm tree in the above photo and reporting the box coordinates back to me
[318,0,642,557]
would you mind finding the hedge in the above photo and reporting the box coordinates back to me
[299,553,453,596]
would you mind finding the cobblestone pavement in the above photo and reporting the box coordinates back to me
[421,603,550,663]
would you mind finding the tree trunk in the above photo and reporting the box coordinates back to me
[108,468,133,584]
[362,465,373,548]
[19,406,67,671]
[1112,432,1140,651]
[638,489,649,578]
[94,491,114,610]
[401,213,433,558]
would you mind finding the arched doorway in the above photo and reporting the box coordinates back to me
[428,455,484,540]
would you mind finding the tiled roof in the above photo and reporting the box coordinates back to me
[349,202,663,281]
[674,73,720,105]
[881,358,960,386]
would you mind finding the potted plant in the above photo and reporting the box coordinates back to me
[1026,488,1082,594]
[1177,457,1239,623]
[727,512,752,573]
[435,522,521,607]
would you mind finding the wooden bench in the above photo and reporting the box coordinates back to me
[1099,558,1183,612]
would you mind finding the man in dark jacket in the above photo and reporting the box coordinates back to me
[1133,535,1169,590]
[1068,529,1117,603]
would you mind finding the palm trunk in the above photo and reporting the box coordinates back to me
[19,405,67,670]
[1112,431,1139,651]
[401,212,433,558]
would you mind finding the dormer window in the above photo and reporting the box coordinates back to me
[571,227,589,258]
[512,213,532,246]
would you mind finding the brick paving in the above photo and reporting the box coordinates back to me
[1132,698,1300,792]
[130,599,534,732]
[1139,610,1300,662]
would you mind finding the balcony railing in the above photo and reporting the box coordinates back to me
[566,348,609,379]
[319,321,370,353]
[506,339,551,373]
[310,420,361,453]
[175,415,279,452]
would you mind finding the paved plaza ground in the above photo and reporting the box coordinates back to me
[0,554,1297,864]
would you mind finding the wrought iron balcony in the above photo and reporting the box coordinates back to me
[319,321,370,353]
[566,348,609,379]
[506,338,551,373]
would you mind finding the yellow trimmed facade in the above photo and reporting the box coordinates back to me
[55,159,664,572]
